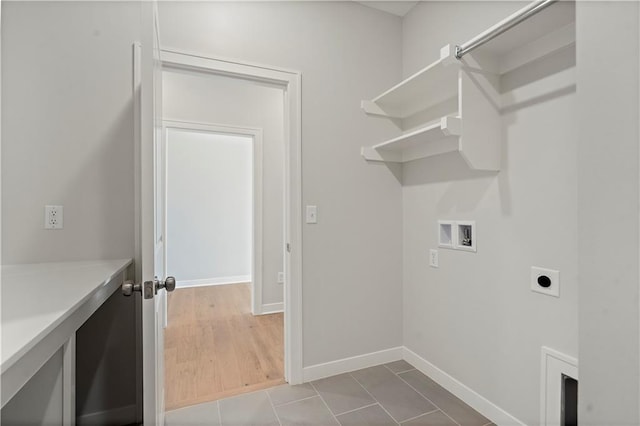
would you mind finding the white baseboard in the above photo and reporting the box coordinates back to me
[76,404,137,426]
[300,345,525,426]
[402,347,525,426]
[303,346,403,383]
[256,302,283,315]
[176,275,251,288]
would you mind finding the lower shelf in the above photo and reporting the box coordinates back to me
[361,116,462,163]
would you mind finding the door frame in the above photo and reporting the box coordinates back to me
[160,49,304,385]
[162,120,265,316]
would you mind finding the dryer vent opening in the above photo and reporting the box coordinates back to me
[561,374,578,426]
[541,347,578,426]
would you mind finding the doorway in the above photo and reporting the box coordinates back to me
[163,123,266,315]
[160,55,293,411]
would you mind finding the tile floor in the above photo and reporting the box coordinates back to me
[165,360,496,426]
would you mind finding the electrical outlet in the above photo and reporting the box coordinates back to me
[277,272,284,284]
[45,205,63,229]
[429,249,439,268]
[531,266,560,297]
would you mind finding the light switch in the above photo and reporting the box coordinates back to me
[306,205,317,224]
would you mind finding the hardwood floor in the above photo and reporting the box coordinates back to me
[164,283,284,411]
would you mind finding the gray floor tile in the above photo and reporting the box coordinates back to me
[385,360,416,374]
[312,373,376,415]
[268,383,318,406]
[400,410,456,426]
[275,395,340,425]
[398,370,490,426]
[336,404,397,426]
[351,366,436,423]
[219,391,279,426]
[166,401,221,426]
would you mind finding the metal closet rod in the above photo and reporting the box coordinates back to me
[455,0,559,59]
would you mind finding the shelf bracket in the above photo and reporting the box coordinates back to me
[440,44,459,66]
[441,116,462,136]
[361,146,401,163]
[361,100,397,118]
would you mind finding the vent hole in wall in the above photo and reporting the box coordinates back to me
[561,374,578,426]
[541,348,578,426]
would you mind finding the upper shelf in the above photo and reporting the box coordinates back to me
[362,1,575,120]
[361,45,460,119]
[472,1,575,59]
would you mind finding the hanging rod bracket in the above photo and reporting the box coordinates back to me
[454,45,463,60]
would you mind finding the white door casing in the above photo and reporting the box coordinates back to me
[136,43,303,424]
[162,120,264,316]
[161,50,303,385]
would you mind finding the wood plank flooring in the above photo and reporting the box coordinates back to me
[164,283,284,411]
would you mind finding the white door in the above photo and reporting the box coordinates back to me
[135,2,171,425]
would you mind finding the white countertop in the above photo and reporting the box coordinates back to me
[1,259,132,373]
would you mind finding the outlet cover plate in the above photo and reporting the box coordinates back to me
[45,205,63,229]
[531,266,559,297]
[429,249,439,268]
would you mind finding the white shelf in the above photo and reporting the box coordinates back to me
[361,50,501,170]
[360,2,575,172]
[361,116,461,163]
[472,1,575,73]
[361,45,459,119]
[360,42,501,171]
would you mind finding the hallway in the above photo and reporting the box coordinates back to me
[165,284,284,410]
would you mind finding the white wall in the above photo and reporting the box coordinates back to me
[1,1,140,264]
[576,3,640,424]
[163,69,284,305]
[401,2,577,424]
[1,1,142,419]
[159,1,404,367]
[166,128,252,284]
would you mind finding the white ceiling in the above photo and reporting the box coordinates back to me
[356,1,419,17]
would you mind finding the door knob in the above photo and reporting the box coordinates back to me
[155,276,176,294]
[122,280,141,297]
[122,280,155,299]
[122,277,176,299]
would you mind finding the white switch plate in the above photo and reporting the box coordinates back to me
[277,272,284,284]
[45,205,63,229]
[306,205,317,224]
[429,249,439,268]
[531,266,559,297]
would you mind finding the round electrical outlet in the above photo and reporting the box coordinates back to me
[537,275,552,288]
